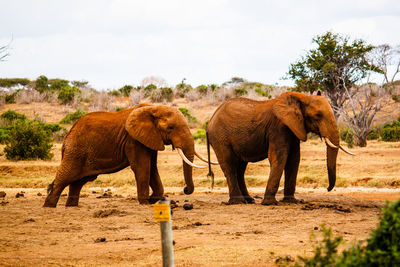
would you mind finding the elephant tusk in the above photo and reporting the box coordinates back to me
[194,150,219,165]
[339,145,356,156]
[324,137,338,149]
[177,148,207,169]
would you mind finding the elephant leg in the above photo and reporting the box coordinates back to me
[218,152,246,205]
[127,142,152,204]
[262,146,288,206]
[43,180,69,207]
[237,161,254,204]
[149,152,164,204]
[282,141,301,203]
[66,175,97,207]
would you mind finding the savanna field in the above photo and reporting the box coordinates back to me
[0,81,400,266]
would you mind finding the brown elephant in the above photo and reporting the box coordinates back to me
[206,92,353,205]
[43,104,209,207]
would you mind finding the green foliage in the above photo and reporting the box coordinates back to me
[119,85,134,97]
[297,225,343,266]
[35,75,49,93]
[366,127,381,140]
[203,120,209,129]
[4,119,53,160]
[380,120,400,142]
[193,128,206,143]
[144,84,157,97]
[287,32,378,95]
[392,94,400,102]
[234,87,248,97]
[297,200,400,267]
[175,82,193,97]
[196,85,208,96]
[115,107,125,112]
[59,109,87,124]
[0,78,30,88]
[71,80,88,88]
[150,87,174,102]
[339,127,354,148]
[179,107,197,123]
[49,79,69,91]
[3,90,20,103]
[0,110,27,122]
[57,85,81,104]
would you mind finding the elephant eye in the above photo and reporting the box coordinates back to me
[316,113,322,118]
[167,125,174,130]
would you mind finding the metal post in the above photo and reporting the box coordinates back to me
[154,199,175,267]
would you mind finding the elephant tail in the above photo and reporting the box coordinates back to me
[206,132,215,190]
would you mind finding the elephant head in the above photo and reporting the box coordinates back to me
[125,105,205,195]
[273,92,353,191]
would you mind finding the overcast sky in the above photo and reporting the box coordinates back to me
[1,0,399,90]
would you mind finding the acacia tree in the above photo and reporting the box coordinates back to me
[369,44,400,89]
[287,31,380,119]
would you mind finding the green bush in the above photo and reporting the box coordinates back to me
[4,90,20,104]
[115,107,125,112]
[179,107,197,123]
[49,79,69,91]
[57,86,81,104]
[149,87,174,102]
[297,200,400,266]
[339,127,354,148]
[144,84,157,97]
[392,94,400,103]
[0,78,31,88]
[234,87,248,97]
[0,110,27,122]
[35,75,49,93]
[119,85,134,97]
[4,119,53,160]
[60,109,87,124]
[196,85,208,96]
[193,129,206,143]
[380,121,400,142]
[175,83,193,97]
[367,127,381,140]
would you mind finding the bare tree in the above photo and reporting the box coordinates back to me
[370,44,400,87]
[334,81,384,147]
[0,39,12,62]
[140,76,168,89]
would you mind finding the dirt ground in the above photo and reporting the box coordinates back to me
[0,187,398,266]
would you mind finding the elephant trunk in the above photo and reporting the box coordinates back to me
[182,145,194,195]
[325,131,339,192]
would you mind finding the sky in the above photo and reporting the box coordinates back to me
[1,0,399,90]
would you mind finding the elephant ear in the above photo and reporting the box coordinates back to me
[125,106,165,151]
[272,92,307,141]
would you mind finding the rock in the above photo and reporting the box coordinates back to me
[94,237,106,243]
[37,192,42,196]
[15,192,24,198]
[0,191,6,198]
[183,203,193,210]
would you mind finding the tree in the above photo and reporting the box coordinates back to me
[0,40,11,62]
[369,44,400,89]
[287,31,380,119]
[335,82,384,147]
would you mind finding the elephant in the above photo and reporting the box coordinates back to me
[206,91,353,205]
[43,104,210,207]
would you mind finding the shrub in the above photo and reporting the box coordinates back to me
[392,94,400,102]
[0,78,30,88]
[367,127,381,140]
[57,86,81,104]
[380,121,400,142]
[49,79,69,91]
[144,84,157,97]
[35,75,49,93]
[179,107,197,124]
[297,200,400,266]
[193,129,206,143]
[4,90,20,104]
[119,85,134,97]
[150,87,174,103]
[234,87,248,97]
[175,83,193,97]
[0,110,27,122]
[196,85,208,96]
[4,119,53,160]
[60,109,87,124]
[339,127,354,148]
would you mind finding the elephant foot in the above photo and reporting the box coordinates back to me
[226,196,247,205]
[138,198,150,205]
[281,196,301,204]
[149,196,162,204]
[244,196,255,204]
[43,201,57,208]
[261,197,278,206]
[65,196,80,207]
